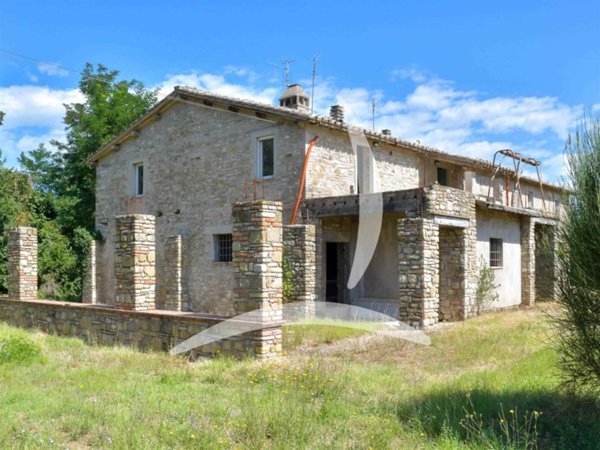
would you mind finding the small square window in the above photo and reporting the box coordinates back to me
[134,163,144,196]
[437,167,448,186]
[214,234,233,262]
[489,238,503,267]
[258,137,274,179]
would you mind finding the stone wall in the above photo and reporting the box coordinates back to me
[0,298,268,358]
[114,215,156,311]
[304,126,423,199]
[7,227,38,301]
[424,183,475,218]
[397,218,439,327]
[232,201,283,357]
[283,224,316,315]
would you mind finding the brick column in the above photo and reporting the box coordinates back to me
[7,227,38,301]
[397,218,439,327]
[283,224,317,317]
[521,216,536,306]
[232,201,283,358]
[114,215,156,311]
[164,235,183,311]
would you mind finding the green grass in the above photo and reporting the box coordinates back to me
[0,304,598,449]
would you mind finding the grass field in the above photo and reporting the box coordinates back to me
[0,304,598,449]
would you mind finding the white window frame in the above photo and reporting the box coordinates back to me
[133,162,144,197]
[257,136,275,180]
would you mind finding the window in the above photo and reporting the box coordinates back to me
[214,234,233,262]
[489,238,503,267]
[134,163,144,196]
[437,167,448,186]
[258,137,274,179]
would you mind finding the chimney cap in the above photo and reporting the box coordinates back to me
[330,104,344,122]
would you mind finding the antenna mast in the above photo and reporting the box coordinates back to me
[283,59,294,86]
[371,98,376,131]
[311,54,319,114]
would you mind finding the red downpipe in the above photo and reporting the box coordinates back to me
[290,135,319,224]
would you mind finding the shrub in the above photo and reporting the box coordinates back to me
[475,259,500,315]
[556,116,600,394]
[0,333,43,366]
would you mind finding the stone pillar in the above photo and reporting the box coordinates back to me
[82,240,97,304]
[114,215,156,311]
[397,218,439,327]
[232,201,283,358]
[521,216,536,306]
[164,235,183,311]
[283,224,317,317]
[7,227,38,301]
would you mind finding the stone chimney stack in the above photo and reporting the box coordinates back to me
[330,105,344,122]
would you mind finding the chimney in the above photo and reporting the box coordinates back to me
[381,129,392,136]
[330,105,344,122]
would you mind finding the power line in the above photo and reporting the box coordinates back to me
[0,48,118,85]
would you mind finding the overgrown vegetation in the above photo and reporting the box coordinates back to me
[556,116,600,394]
[0,306,598,449]
[475,259,499,315]
[0,64,157,300]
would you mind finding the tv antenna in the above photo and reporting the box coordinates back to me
[267,59,295,86]
[311,54,320,114]
[371,98,376,131]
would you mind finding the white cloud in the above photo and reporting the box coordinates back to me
[157,72,278,105]
[0,85,83,129]
[0,66,582,182]
[37,63,69,77]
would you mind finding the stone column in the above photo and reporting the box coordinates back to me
[397,218,439,327]
[82,240,97,304]
[283,224,317,317]
[7,227,38,301]
[114,215,156,311]
[232,201,283,357]
[521,216,536,306]
[164,235,183,311]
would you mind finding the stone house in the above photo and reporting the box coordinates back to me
[86,84,562,327]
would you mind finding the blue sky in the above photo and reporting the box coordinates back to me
[1,0,599,181]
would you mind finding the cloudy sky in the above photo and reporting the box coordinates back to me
[1,0,599,183]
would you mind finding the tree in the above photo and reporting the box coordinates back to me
[17,64,157,300]
[20,63,157,233]
[556,116,600,394]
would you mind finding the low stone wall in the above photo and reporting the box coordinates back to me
[0,298,280,358]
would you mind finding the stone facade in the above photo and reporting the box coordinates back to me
[94,102,307,314]
[7,227,38,301]
[283,224,317,315]
[232,201,283,357]
[114,215,156,311]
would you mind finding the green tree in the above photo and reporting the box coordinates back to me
[556,116,600,394]
[20,63,157,233]
[17,64,157,300]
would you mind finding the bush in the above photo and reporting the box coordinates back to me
[556,116,600,394]
[0,333,43,366]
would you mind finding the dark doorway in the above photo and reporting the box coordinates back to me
[326,242,348,303]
